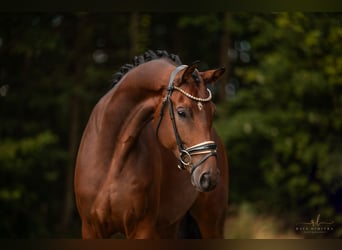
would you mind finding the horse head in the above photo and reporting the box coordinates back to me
[155,62,225,192]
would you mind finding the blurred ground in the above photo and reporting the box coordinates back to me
[224,203,301,239]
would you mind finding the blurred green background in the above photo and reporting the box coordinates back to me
[0,13,341,238]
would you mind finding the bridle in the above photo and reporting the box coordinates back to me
[156,65,218,173]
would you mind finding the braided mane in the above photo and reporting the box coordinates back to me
[111,50,182,88]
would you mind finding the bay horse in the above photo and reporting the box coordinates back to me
[74,50,229,239]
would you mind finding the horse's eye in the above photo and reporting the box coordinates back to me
[177,109,187,118]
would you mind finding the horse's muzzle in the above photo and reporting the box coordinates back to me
[191,167,220,192]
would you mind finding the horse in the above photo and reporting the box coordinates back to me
[74,50,229,239]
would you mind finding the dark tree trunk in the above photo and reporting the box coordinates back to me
[218,12,232,103]
[129,12,140,58]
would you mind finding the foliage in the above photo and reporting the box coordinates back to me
[0,131,66,237]
[0,13,130,237]
[215,13,342,237]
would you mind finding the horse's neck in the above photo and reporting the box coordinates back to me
[95,61,172,167]
[114,93,156,146]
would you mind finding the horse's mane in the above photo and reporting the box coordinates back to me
[111,50,182,88]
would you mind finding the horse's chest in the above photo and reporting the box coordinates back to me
[157,168,199,226]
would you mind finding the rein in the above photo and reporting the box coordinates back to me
[156,65,217,173]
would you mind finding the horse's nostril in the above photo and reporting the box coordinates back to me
[199,171,218,192]
[200,172,211,191]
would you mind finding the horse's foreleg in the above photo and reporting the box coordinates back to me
[81,221,100,239]
[125,217,160,239]
[190,189,228,239]
[191,212,225,238]
[80,209,113,239]
[122,194,160,239]
[190,203,226,238]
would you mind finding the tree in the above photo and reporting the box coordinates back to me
[0,13,131,237]
[215,13,342,237]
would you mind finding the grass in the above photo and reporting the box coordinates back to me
[224,202,301,239]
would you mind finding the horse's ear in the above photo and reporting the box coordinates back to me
[180,61,200,84]
[200,67,226,85]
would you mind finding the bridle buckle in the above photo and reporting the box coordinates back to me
[180,150,192,166]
